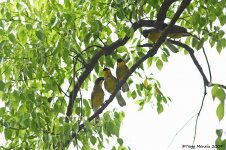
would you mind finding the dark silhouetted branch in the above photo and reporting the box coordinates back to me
[77,0,192,133]
[65,19,161,121]
[193,82,207,145]
[155,0,178,29]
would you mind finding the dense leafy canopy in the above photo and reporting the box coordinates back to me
[0,0,226,149]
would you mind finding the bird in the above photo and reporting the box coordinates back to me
[142,28,162,43]
[142,25,191,42]
[142,25,192,53]
[116,58,129,92]
[142,28,180,53]
[91,77,105,122]
[103,67,126,107]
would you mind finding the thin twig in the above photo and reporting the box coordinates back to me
[202,47,212,83]
[137,43,154,47]
[193,83,207,145]
[77,0,192,132]
[167,113,197,149]
[209,83,226,90]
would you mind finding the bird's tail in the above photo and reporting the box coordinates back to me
[94,115,100,124]
[122,82,129,92]
[165,41,179,53]
[116,91,126,107]
[93,109,100,124]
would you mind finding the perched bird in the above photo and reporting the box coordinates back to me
[103,67,126,107]
[143,25,190,42]
[143,28,179,53]
[116,58,129,92]
[91,77,105,122]
[142,28,162,43]
[142,25,192,53]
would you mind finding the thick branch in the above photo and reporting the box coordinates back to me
[166,39,209,86]
[155,0,178,29]
[65,19,163,121]
[77,0,192,132]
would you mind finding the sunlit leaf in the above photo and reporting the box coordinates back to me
[35,30,45,41]
[212,85,218,100]
[216,102,224,121]
[216,88,225,102]
[156,59,163,71]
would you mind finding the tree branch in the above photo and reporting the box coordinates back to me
[65,19,162,121]
[202,47,212,82]
[66,4,194,120]
[167,113,197,149]
[155,0,178,29]
[193,82,207,145]
[76,0,192,132]
[209,83,226,90]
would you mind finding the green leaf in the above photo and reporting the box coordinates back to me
[212,85,218,100]
[147,58,152,67]
[191,37,199,48]
[215,137,223,147]
[4,128,12,140]
[8,33,16,43]
[216,88,225,102]
[216,129,223,138]
[116,10,124,20]
[117,46,127,53]
[35,30,45,41]
[90,136,96,145]
[0,80,4,91]
[6,12,11,20]
[165,41,178,53]
[161,53,168,62]
[216,102,224,121]
[131,91,136,99]
[0,40,7,49]
[216,41,222,53]
[64,13,72,22]
[117,138,123,145]
[219,14,226,26]
[50,16,58,28]
[92,20,100,32]
[156,59,163,71]
[222,140,226,150]
[157,103,164,114]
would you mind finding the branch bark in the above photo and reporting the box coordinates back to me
[65,19,163,121]
[66,0,192,120]
[76,0,192,132]
[155,0,178,29]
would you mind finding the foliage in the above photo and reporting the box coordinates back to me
[0,0,225,149]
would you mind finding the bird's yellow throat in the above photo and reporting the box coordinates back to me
[117,61,125,68]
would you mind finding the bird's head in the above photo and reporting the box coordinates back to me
[117,58,125,67]
[95,77,104,85]
[103,67,111,78]
[142,30,149,38]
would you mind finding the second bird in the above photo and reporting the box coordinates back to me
[91,77,105,122]
[103,67,126,107]
[116,58,129,92]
